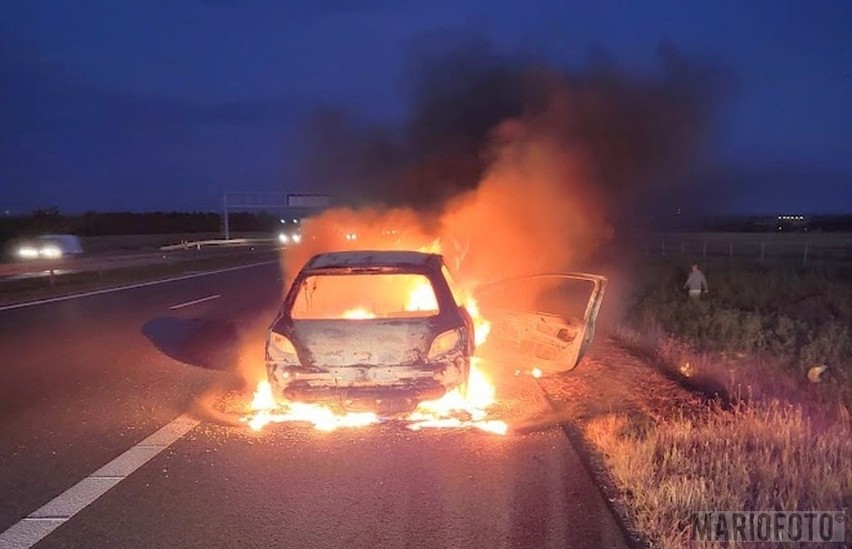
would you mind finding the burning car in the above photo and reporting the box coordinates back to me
[265,250,475,414]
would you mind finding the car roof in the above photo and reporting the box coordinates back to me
[304,250,442,271]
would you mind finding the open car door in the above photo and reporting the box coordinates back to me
[474,273,607,373]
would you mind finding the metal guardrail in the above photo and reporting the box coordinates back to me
[159,237,277,251]
[0,243,278,280]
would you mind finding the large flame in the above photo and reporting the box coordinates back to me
[464,297,491,346]
[243,359,506,435]
[245,381,380,432]
[406,280,439,312]
[405,358,507,435]
[341,308,376,319]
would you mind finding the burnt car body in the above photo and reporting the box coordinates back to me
[266,251,474,413]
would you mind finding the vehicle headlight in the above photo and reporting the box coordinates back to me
[267,332,298,361]
[291,233,302,244]
[278,233,289,244]
[39,246,62,258]
[17,246,39,259]
[428,328,461,361]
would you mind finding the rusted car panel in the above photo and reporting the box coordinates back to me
[266,250,474,412]
[291,319,437,366]
[476,272,607,373]
[305,250,436,270]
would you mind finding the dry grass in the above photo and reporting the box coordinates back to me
[587,258,852,546]
[625,259,852,403]
[585,400,852,548]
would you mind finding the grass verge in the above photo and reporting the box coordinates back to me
[625,257,851,406]
[585,400,851,548]
[564,257,852,547]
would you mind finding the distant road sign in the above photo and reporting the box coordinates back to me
[287,194,330,208]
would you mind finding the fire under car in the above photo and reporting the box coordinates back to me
[265,250,606,413]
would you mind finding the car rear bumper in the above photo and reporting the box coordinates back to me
[284,381,446,405]
[266,361,466,411]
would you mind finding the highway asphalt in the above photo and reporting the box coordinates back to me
[0,261,627,548]
[0,245,278,280]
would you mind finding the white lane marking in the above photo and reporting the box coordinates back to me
[0,260,277,313]
[0,414,200,549]
[168,294,221,310]
[28,478,123,519]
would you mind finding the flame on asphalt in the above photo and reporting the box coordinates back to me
[243,358,506,435]
[245,382,380,432]
[405,358,507,435]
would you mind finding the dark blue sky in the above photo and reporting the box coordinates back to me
[1,0,850,214]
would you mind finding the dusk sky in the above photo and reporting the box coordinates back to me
[1,0,850,214]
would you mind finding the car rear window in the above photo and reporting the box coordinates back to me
[290,273,440,320]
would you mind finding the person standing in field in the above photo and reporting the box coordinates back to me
[684,263,708,299]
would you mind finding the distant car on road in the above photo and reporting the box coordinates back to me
[277,229,302,245]
[14,234,84,260]
[265,250,475,413]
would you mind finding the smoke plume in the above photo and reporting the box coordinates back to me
[288,40,729,290]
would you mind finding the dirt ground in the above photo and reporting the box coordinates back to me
[536,336,704,425]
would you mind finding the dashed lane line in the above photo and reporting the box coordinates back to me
[0,414,200,549]
[168,294,221,310]
[0,260,277,313]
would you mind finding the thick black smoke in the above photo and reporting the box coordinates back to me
[299,40,731,226]
[284,38,733,307]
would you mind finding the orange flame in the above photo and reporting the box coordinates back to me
[245,381,379,432]
[405,358,507,435]
[341,308,376,319]
[405,280,439,312]
[242,359,506,435]
[464,296,491,346]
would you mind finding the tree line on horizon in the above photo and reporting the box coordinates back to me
[0,209,284,246]
[0,209,850,248]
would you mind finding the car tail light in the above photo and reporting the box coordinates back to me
[428,328,461,361]
[267,332,297,360]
